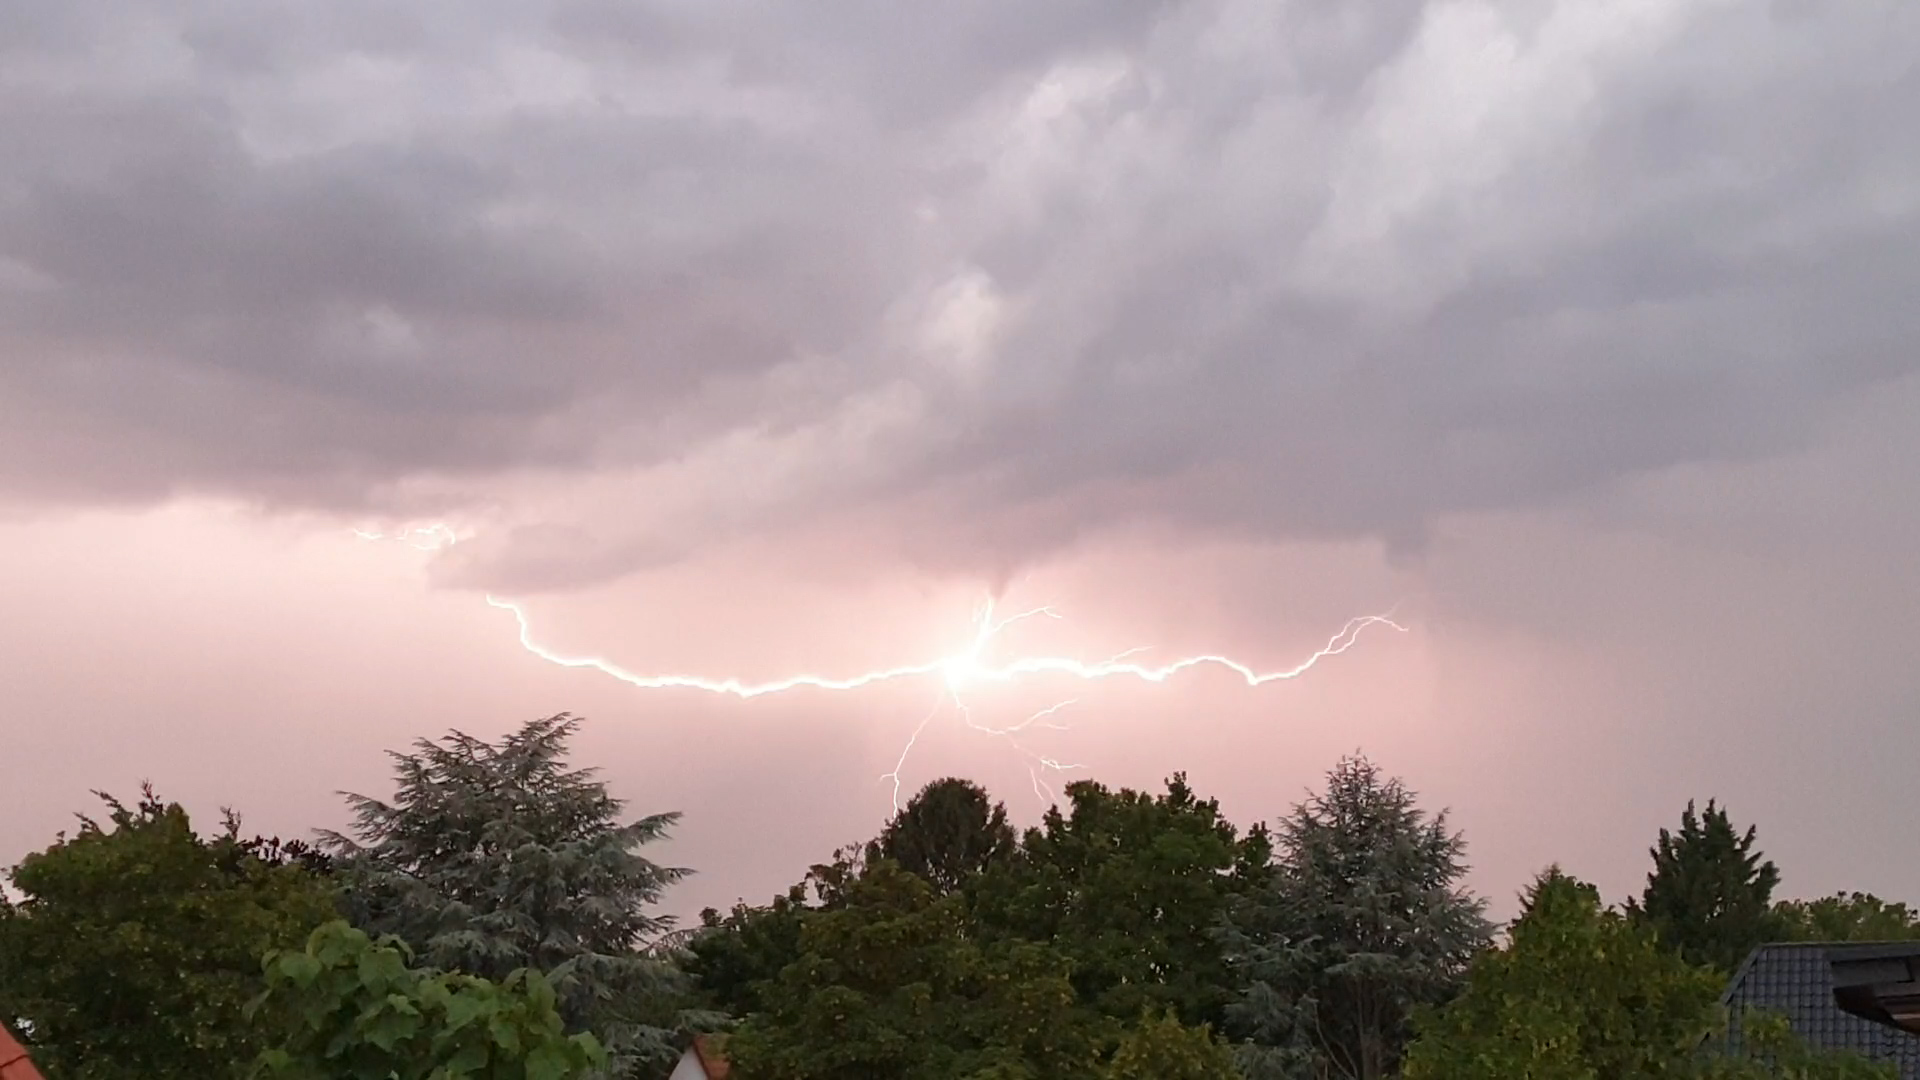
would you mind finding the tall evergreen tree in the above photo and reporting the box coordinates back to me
[1630,800,1786,973]
[1221,755,1490,1080]
[324,713,699,1077]
[866,777,1016,894]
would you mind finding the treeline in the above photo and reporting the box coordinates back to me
[0,713,1914,1079]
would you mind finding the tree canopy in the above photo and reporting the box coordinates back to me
[865,777,1016,895]
[1104,1011,1241,1080]
[325,713,701,1076]
[1776,892,1920,943]
[1403,868,1725,1080]
[0,786,338,1080]
[976,773,1271,1029]
[1222,755,1490,1080]
[1631,800,1786,974]
[722,861,1108,1080]
[251,920,606,1080]
[12,725,1920,1080]
[1405,869,1894,1080]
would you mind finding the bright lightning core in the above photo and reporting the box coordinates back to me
[484,594,1407,808]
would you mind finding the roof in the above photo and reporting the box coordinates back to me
[0,1026,46,1080]
[692,1034,730,1079]
[1830,942,1920,1034]
[1721,942,1920,1078]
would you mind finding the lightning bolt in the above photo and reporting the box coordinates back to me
[348,523,1405,809]
[351,522,465,550]
[484,594,1407,808]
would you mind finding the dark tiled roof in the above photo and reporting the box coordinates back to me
[1722,943,1920,1078]
[0,1026,46,1080]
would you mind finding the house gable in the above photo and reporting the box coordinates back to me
[1722,942,1920,1078]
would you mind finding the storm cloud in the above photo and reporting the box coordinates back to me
[5,0,1917,590]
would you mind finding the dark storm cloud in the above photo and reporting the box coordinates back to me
[3,1,1918,583]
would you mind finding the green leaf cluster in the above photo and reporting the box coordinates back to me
[1403,869,1895,1080]
[1775,893,1920,943]
[1104,1010,1240,1080]
[697,773,1269,1077]
[1403,868,1725,1080]
[0,786,337,1080]
[250,920,606,1080]
[976,772,1272,1028]
[722,862,1107,1080]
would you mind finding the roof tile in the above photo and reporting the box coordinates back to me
[1723,943,1920,1078]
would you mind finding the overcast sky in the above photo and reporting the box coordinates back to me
[5,0,1920,921]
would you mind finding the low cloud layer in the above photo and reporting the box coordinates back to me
[5,1,1917,591]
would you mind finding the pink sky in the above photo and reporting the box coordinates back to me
[7,371,1920,923]
[6,2,1920,925]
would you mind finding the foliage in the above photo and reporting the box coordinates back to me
[1776,893,1920,943]
[0,785,338,1080]
[723,861,1108,1080]
[1404,871,1892,1080]
[1701,1011,1896,1079]
[250,920,606,1080]
[1402,868,1725,1080]
[1221,755,1490,1080]
[865,777,1016,895]
[686,893,809,1019]
[976,773,1271,1028]
[325,714,702,1075]
[1104,1010,1241,1080]
[685,843,870,1018]
[1631,800,1787,974]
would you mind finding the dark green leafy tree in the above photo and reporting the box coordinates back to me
[686,890,811,1018]
[250,920,606,1080]
[1776,893,1920,943]
[0,785,338,1080]
[1630,800,1787,973]
[976,773,1271,1029]
[1402,868,1725,1080]
[724,861,1108,1080]
[324,714,703,1076]
[1104,1010,1242,1080]
[865,778,1016,895]
[1404,871,1889,1080]
[686,843,870,1018]
[1221,755,1490,1080]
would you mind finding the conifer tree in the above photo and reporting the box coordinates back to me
[1221,755,1490,1080]
[1629,800,1786,973]
[325,713,699,1077]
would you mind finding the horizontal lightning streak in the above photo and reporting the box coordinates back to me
[486,595,1406,698]
[362,527,1407,811]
